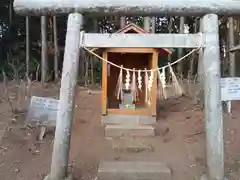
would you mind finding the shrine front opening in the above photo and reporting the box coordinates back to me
[107,52,152,110]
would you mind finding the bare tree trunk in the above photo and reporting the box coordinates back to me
[79,16,85,85]
[234,18,240,76]
[93,18,98,33]
[26,16,30,78]
[189,17,199,77]
[228,17,236,76]
[197,18,204,107]
[120,16,126,28]
[151,17,155,33]
[49,18,53,42]
[114,16,120,29]
[90,18,99,85]
[167,17,173,81]
[53,16,59,80]
[177,16,185,76]
[144,17,151,32]
[78,18,88,83]
[198,18,203,81]
[223,36,229,76]
[41,16,48,84]
[168,16,173,63]
[8,0,13,63]
[48,17,54,80]
[78,51,85,84]
[235,18,240,36]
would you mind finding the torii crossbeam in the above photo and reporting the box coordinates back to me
[13,0,240,16]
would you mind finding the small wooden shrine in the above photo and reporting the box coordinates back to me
[93,23,172,121]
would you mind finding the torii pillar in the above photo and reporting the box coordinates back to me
[46,13,83,180]
[200,13,226,180]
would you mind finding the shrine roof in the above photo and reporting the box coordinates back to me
[90,23,173,54]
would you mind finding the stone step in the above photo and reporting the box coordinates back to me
[109,138,154,153]
[102,114,156,125]
[105,125,155,138]
[98,161,171,180]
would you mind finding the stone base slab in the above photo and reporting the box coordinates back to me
[98,161,171,180]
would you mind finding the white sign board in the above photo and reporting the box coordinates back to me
[26,96,59,126]
[221,77,240,101]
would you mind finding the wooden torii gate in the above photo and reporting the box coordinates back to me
[13,0,240,180]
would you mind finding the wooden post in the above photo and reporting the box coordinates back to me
[25,16,30,77]
[45,13,83,180]
[202,14,225,180]
[151,52,158,116]
[53,16,59,80]
[101,51,108,115]
[41,16,47,83]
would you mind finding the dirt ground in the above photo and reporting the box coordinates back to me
[0,82,240,180]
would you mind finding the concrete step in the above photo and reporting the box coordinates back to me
[109,137,154,153]
[105,125,155,138]
[98,161,171,180]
